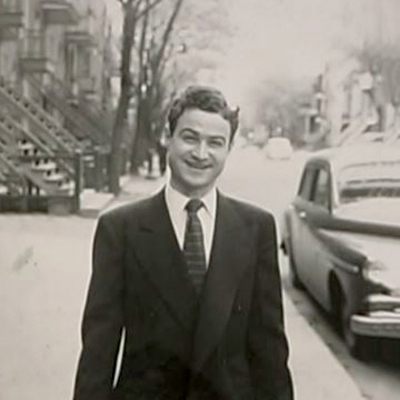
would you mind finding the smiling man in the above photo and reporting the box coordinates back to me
[73,86,293,400]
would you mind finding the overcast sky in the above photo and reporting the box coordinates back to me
[104,0,400,110]
[218,0,398,106]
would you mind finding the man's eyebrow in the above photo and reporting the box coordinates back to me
[179,128,200,135]
[179,128,227,141]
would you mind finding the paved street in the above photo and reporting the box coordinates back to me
[0,146,397,400]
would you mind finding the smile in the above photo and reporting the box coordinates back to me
[185,161,211,170]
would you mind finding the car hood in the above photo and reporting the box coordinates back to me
[319,226,400,292]
[317,199,400,292]
[336,198,400,227]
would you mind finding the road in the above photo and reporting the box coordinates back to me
[0,145,399,400]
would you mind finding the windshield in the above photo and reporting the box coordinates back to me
[338,160,400,204]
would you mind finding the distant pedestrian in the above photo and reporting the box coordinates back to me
[146,146,154,177]
[157,136,168,176]
[73,85,293,400]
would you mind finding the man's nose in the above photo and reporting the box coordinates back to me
[193,141,209,159]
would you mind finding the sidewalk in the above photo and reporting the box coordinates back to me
[83,174,364,400]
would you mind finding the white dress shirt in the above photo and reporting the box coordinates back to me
[165,184,217,267]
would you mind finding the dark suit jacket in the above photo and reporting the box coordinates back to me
[73,190,293,400]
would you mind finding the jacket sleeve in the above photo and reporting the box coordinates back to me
[247,212,294,400]
[73,214,125,400]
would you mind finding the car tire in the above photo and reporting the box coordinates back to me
[339,294,372,361]
[287,242,303,289]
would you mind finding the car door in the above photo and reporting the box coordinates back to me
[304,164,333,309]
[290,164,319,290]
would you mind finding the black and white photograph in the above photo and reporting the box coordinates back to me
[0,1,399,400]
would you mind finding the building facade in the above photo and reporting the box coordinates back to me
[0,0,121,212]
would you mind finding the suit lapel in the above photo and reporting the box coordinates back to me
[192,193,253,371]
[133,189,198,331]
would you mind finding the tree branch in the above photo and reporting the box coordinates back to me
[153,0,185,73]
[136,0,165,20]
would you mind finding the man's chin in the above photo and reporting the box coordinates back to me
[181,178,215,196]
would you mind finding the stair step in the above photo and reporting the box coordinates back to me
[43,172,64,182]
[30,161,57,172]
[17,141,36,151]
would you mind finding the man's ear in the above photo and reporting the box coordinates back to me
[165,130,172,147]
[228,138,234,152]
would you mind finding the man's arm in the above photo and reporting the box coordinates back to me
[247,212,294,400]
[73,214,125,400]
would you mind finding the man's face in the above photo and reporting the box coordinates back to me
[167,108,232,197]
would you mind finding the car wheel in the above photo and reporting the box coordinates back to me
[339,294,371,360]
[287,243,303,289]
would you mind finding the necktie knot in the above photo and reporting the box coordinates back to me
[185,198,204,214]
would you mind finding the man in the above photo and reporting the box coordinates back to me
[73,86,293,400]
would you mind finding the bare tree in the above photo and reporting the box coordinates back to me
[129,0,185,174]
[109,0,165,195]
[128,0,231,174]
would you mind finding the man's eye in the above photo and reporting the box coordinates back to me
[183,136,197,143]
[209,139,225,148]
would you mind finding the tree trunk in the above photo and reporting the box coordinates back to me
[129,0,185,174]
[109,2,138,195]
[130,0,150,174]
[130,91,151,174]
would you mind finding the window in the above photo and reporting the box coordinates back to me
[298,166,317,201]
[311,168,330,209]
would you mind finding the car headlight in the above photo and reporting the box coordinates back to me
[362,258,386,282]
[362,258,397,294]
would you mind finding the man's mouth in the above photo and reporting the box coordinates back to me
[185,161,211,170]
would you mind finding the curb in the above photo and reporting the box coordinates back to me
[284,294,364,400]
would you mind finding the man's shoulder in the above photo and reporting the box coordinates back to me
[221,193,275,224]
[98,191,162,223]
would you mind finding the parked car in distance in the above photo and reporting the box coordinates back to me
[281,144,400,358]
[265,137,293,160]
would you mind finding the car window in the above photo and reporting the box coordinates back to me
[338,160,400,203]
[311,168,330,209]
[298,166,317,201]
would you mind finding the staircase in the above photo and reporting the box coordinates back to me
[337,116,374,146]
[0,138,81,212]
[0,144,27,196]
[46,72,111,143]
[26,74,113,191]
[0,112,76,192]
[0,79,83,212]
[0,110,74,176]
[26,74,110,146]
[0,77,82,154]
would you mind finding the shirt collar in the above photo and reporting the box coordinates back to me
[165,183,217,217]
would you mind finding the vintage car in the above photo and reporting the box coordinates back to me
[281,144,400,358]
[265,137,293,160]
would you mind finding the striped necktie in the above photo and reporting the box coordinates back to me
[183,199,207,294]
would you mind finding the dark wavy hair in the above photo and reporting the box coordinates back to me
[168,85,240,142]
